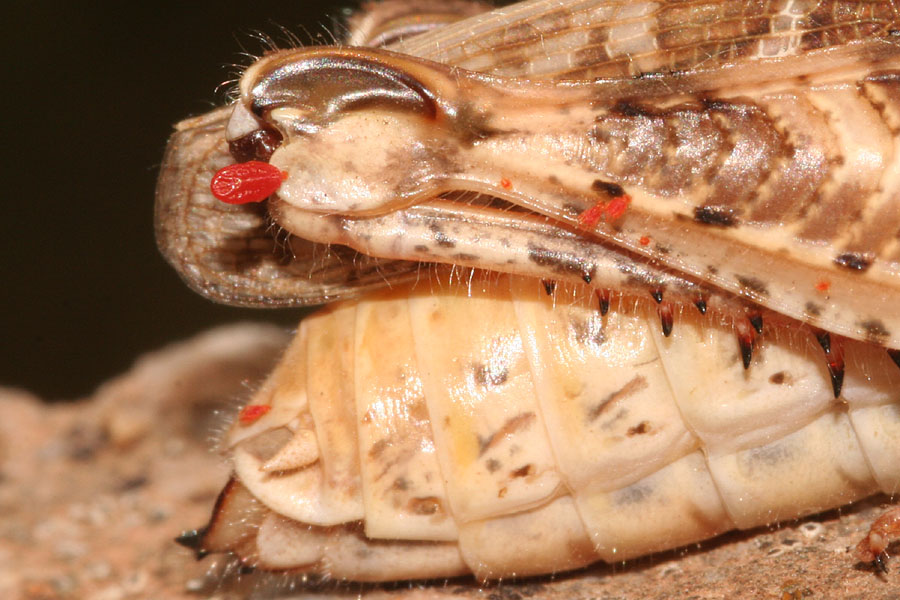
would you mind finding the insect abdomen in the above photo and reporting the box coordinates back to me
[194,272,900,581]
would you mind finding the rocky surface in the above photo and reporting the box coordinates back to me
[1,324,897,599]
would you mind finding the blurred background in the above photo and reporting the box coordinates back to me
[3,1,347,399]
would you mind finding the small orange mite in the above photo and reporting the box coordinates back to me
[577,202,607,228]
[815,279,831,293]
[500,178,512,189]
[639,235,651,246]
[604,194,632,222]
[238,404,272,425]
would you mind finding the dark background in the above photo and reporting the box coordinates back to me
[3,1,347,399]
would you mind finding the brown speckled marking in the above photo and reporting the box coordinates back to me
[834,252,874,272]
[527,244,592,280]
[769,371,788,385]
[735,275,769,297]
[693,205,739,227]
[860,319,891,343]
[473,361,510,387]
[510,464,534,478]
[591,179,626,198]
[478,412,535,456]
[587,375,649,422]
[626,421,651,436]
[407,496,443,515]
[430,224,457,249]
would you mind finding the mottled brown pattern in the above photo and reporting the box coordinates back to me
[156,1,900,579]
[587,375,649,422]
[477,412,536,456]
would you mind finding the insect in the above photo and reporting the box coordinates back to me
[156,0,900,583]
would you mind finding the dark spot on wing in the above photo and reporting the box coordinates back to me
[833,252,873,272]
[735,275,769,297]
[694,205,739,227]
[860,319,890,344]
[429,224,456,248]
[528,244,591,279]
[613,101,653,118]
[591,179,625,198]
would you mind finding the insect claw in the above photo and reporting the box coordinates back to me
[749,312,763,334]
[595,290,610,316]
[694,298,707,315]
[888,349,900,372]
[542,279,556,295]
[175,528,209,559]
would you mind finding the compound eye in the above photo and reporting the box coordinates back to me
[225,101,285,162]
[228,127,283,163]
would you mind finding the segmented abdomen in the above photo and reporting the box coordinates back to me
[196,271,900,581]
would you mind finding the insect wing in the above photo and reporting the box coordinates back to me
[249,0,900,346]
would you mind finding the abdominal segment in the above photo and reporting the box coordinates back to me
[190,272,900,582]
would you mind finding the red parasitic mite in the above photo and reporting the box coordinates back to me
[500,177,512,189]
[210,161,287,204]
[577,195,633,228]
[604,194,632,222]
[238,404,272,425]
[577,201,607,228]
[815,279,831,293]
[639,235,651,246]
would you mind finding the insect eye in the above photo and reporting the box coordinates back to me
[228,126,283,163]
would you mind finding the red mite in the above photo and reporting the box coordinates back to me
[238,404,271,425]
[210,161,287,204]
[577,194,633,228]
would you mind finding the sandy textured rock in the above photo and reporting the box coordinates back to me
[1,324,897,600]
